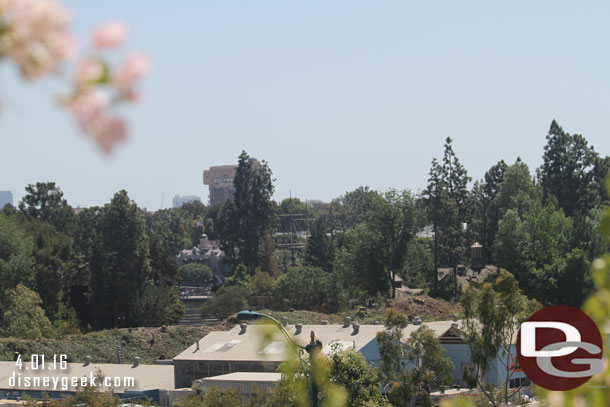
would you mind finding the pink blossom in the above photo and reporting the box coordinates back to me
[1,0,73,78]
[49,31,76,60]
[92,116,127,154]
[67,91,104,129]
[76,58,104,83]
[91,20,126,49]
[123,88,140,103]
[115,52,151,88]
[66,92,127,154]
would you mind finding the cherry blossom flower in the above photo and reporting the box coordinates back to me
[1,0,150,154]
[0,0,74,78]
[91,20,126,49]
[116,52,152,89]
[66,91,128,154]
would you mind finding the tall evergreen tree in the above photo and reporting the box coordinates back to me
[423,158,445,291]
[539,120,609,217]
[219,151,276,274]
[304,218,334,273]
[366,190,418,298]
[424,138,471,296]
[472,160,507,262]
[89,190,152,328]
[19,182,75,233]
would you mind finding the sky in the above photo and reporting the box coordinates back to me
[2,1,610,210]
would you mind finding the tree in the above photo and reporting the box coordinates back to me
[532,248,591,307]
[402,239,433,288]
[19,182,75,233]
[272,266,344,313]
[251,270,274,296]
[494,209,528,281]
[2,284,53,339]
[376,311,454,407]
[328,350,390,407]
[217,200,239,266]
[202,387,243,407]
[305,218,335,273]
[88,190,152,328]
[495,159,539,219]
[335,223,388,297]
[424,138,471,297]
[224,264,251,287]
[279,197,309,232]
[144,208,192,255]
[539,120,608,217]
[461,271,540,406]
[178,263,213,286]
[219,151,276,273]
[405,326,454,406]
[423,158,445,292]
[23,218,75,320]
[149,234,179,286]
[328,187,379,232]
[201,285,250,317]
[128,283,184,326]
[260,232,279,276]
[0,213,35,310]
[471,160,507,262]
[376,311,415,407]
[366,190,418,298]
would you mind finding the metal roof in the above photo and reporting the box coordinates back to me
[174,321,467,363]
[174,324,383,362]
[200,372,282,383]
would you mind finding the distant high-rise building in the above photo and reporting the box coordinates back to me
[0,191,13,208]
[172,195,201,208]
[203,159,261,207]
[203,165,237,207]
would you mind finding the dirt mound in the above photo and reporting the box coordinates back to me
[387,295,460,321]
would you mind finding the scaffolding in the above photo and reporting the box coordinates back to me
[275,213,314,270]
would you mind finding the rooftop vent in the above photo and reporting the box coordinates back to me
[84,356,91,366]
[352,323,360,335]
[240,323,247,334]
[133,357,140,367]
[295,323,303,334]
[344,316,352,328]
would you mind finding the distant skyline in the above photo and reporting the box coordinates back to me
[2,1,610,209]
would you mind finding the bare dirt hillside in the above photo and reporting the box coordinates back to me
[387,295,460,321]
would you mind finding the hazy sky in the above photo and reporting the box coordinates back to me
[2,1,610,209]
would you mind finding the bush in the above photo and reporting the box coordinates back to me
[2,285,53,339]
[251,270,274,296]
[178,263,213,286]
[272,266,345,313]
[201,285,251,317]
[128,284,185,326]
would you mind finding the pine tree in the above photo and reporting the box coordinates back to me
[471,160,507,262]
[89,190,151,328]
[539,120,608,217]
[304,218,334,273]
[424,138,471,296]
[219,151,276,274]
